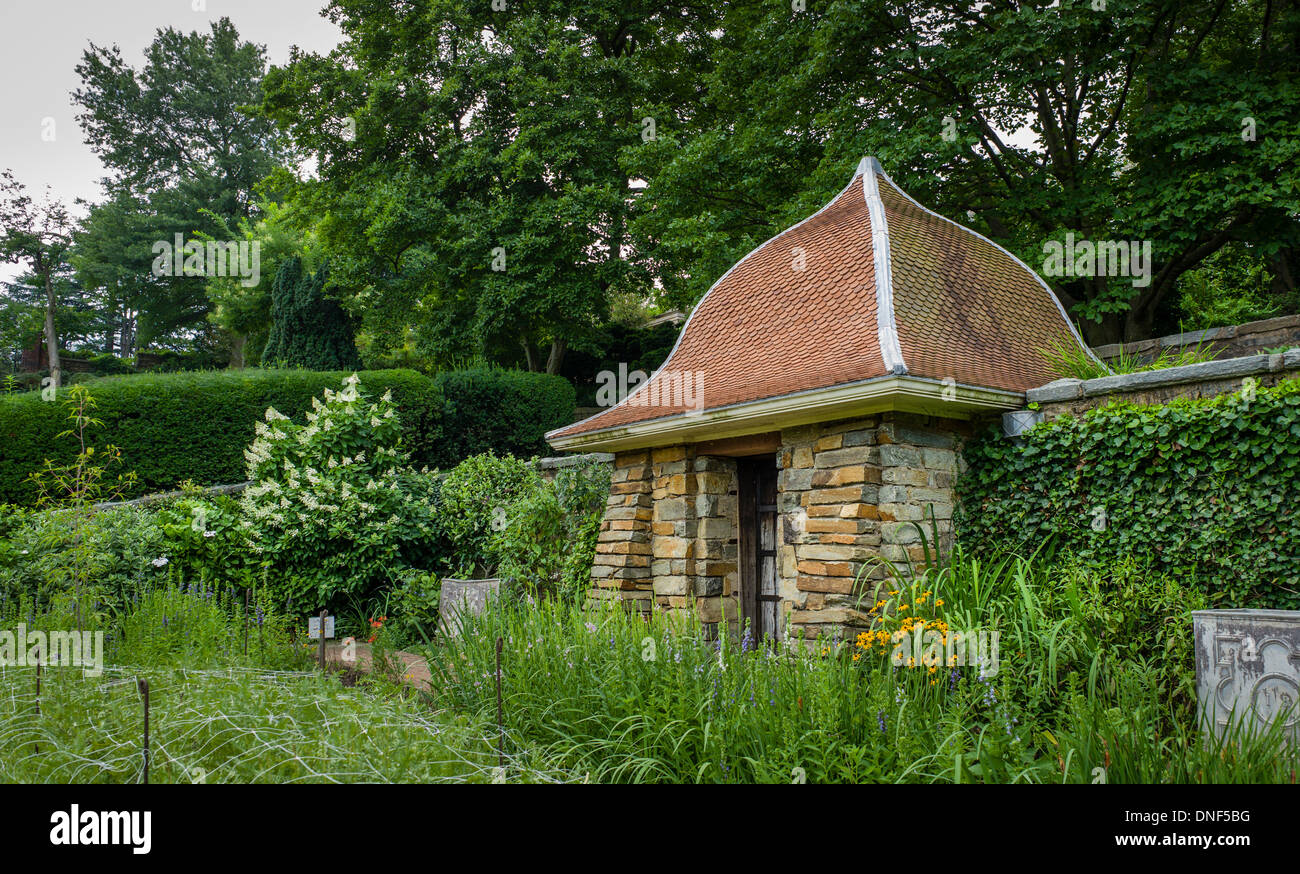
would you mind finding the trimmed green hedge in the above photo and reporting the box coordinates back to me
[0,367,578,506]
[432,368,576,467]
[0,369,442,505]
[957,377,1300,609]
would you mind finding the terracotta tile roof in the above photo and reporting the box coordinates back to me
[550,157,1089,442]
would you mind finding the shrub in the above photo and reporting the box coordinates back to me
[433,368,575,466]
[153,493,254,591]
[262,257,362,371]
[0,368,443,505]
[495,461,611,599]
[0,505,167,621]
[387,569,443,647]
[241,374,444,613]
[957,377,1300,609]
[238,374,439,613]
[437,452,541,578]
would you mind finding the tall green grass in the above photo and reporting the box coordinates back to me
[0,664,501,783]
[0,575,513,783]
[1040,336,1220,381]
[428,551,1297,783]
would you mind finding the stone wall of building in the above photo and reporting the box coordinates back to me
[592,448,740,631]
[588,411,976,641]
[591,450,655,612]
[775,412,973,641]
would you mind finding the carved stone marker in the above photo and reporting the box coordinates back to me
[438,578,501,638]
[1193,609,1300,745]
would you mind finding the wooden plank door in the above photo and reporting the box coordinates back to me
[738,456,780,641]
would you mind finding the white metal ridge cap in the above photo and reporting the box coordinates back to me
[858,156,908,376]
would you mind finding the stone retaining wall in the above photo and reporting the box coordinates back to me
[1092,315,1300,365]
[535,452,614,482]
[1029,348,1300,420]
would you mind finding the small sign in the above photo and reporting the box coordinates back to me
[307,616,335,640]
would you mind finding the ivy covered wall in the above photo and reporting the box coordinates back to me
[957,377,1300,610]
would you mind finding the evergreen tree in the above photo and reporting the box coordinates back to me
[262,257,361,371]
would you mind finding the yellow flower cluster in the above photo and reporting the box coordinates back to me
[854,584,960,681]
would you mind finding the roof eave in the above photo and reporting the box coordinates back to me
[546,375,1023,453]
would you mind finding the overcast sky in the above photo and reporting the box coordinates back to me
[0,0,344,284]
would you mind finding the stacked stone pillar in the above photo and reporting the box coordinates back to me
[591,451,654,612]
[777,412,968,641]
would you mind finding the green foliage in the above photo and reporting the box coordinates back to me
[238,374,439,613]
[495,462,611,599]
[387,569,443,648]
[957,377,1300,609]
[152,494,253,591]
[1176,243,1294,330]
[262,257,361,371]
[22,385,141,630]
[113,577,299,670]
[433,368,575,466]
[429,553,1293,783]
[561,319,680,407]
[438,452,541,578]
[0,661,495,783]
[1040,336,1219,381]
[202,192,317,366]
[71,17,294,348]
[260,0,718,371]
[0,368,442,505]
[0,505,166,622]
[630,0,1300,344]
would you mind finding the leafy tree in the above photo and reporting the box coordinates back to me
[0,286,44,373]
[71,17,295,350]
[262,257,361,371]
[262,0,718,372]
[0,171,74,386]
[203,188,318,367]
[68,190,157,357]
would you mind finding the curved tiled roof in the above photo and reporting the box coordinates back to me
[550,156,1089,443]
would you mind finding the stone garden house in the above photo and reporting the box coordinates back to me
[547,157,1091,641]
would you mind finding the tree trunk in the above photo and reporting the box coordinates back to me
[43,268,60,388]
[229,333,247,369]
[545,338,567,375]
[123,311,136,359]
[521,337,539,372]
